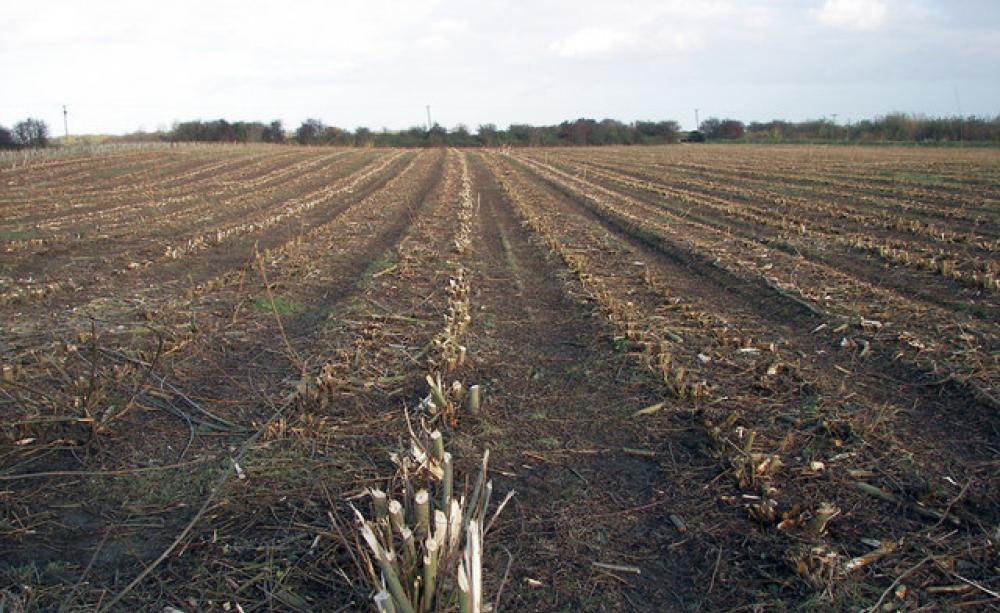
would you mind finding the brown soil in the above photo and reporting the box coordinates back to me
[1,145,997,612]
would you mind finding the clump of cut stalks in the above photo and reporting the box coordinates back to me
[658,348,710,400]
[431,154,475,377]
[351,425,512,613]
[787,538,898,589]
[854,237,999,292]
[707,414,788,525]
[453,155,475,255]
[420,374,481,427]
[705,413,891,591]
[432,270,471,375]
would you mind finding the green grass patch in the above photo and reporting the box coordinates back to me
[769,239,803,257]
[563,364,590,380]
[85,461,224,512]
[0,229,40,242]
[538,436,561,449]
[252,296,306,317]
[359,248,399,284]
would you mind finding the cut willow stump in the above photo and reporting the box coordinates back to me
[467,384,481,414]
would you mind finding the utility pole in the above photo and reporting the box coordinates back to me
[694,108,700,130]
[426,105,432,131]
[953,86,965,145]
[63,104,69,138]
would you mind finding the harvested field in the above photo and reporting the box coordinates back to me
[1,143,998,611]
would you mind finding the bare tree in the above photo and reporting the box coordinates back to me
[12,118,49,148]
[0,125,15,149]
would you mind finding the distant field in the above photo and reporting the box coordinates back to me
[1,144,998,610]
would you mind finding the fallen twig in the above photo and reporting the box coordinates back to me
[0,457,210,481]
[591,562,642,575]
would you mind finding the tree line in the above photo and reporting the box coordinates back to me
[157,114,1000,146]
[4,113,1000,150]
[157,117,684,147]
[697,113,1000,144]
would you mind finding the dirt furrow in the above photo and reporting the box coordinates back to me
[455,153,719,610]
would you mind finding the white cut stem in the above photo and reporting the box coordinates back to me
[415,489,430,537]
[467,385,481,414]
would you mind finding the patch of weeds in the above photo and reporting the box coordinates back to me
[538,436,560,449]
[252,296,305,317]
[252,449,341,482]
[801,443,818,463]
[800,578,881,611]
[476,421,505,441]
[0,229,40,242]
[770,239,803,257]
[849,402,902,442]
[498,229,518,273]
[528,410,547,420]
[86,462,223,512]
[800,399,820,421]
[94,167,140,180]
[359,248,398,284]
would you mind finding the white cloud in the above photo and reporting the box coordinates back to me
[548,2,776,60]
[2,0,996,134]
[814,0,889,30]
[744,6,777,29]
[551,28,636,58]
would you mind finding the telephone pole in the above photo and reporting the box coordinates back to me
[63,104,69,138]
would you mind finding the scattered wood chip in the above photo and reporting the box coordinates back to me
[669,514,687,533]
[592,562,641,575]
[633,402,665,417]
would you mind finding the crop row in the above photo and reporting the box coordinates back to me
[482,151,996,606]
[557,153,1000,250]
[537,155,1000,293]
[1,152,441,443]
[161,151,404,260]
[1,150,363,254]
[510,153,999,408]
[561,148,999,230]
[0,152,401,306]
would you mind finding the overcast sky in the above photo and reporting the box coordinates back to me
[2,0,998,135]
